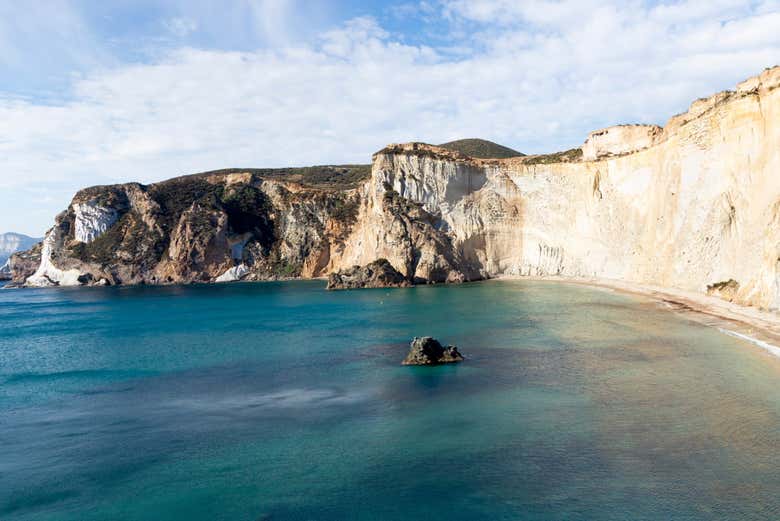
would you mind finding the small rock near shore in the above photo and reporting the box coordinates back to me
[326,258,411,290]
[402,336,464,365]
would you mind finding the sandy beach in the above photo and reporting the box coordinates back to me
[494,275,780,363]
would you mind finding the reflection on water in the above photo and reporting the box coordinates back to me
[0,280,779,521]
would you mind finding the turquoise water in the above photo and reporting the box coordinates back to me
[1,280,779,520]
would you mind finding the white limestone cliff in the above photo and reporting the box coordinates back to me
[215,264,250,282]
[73,202,119,243]
[581,124,662,160]
[344,66,780,309]
[25,227,83,287]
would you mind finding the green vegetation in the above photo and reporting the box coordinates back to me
[171,165,372,190]
[72,210,159,267]
[382,184,402,205]
[74,186,132,208]
[382,183,426,216]
[274,261,301,278]
[524,148,583,164]
[219,184,274,240]
[707,279,739,292]
[438,139,525,159]
[329,194,360,224]
[147,177,276,251]
[149,177,222,233]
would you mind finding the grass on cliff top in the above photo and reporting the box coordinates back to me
[170,165,371,190]
[523,148,583,164]
[438,138,525,159]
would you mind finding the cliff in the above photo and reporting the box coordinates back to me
[356,66,780,309]
[10,163,472,287]
[12,66,780,312]
[1,233,41,281]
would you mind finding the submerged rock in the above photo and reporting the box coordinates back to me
[402,336,464,365]
[326,259,410,290]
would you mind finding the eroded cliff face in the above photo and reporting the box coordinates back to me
[14,172,365,286]
[355,66,780,309]
[14,66,780,311]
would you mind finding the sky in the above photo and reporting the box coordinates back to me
[1,0,779,236]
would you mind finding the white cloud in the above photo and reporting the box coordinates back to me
[164,17,199,38]
[1,1,780,235]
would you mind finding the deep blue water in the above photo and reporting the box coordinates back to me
[1,280,779,520]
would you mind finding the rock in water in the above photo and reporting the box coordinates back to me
[402,336,464,365]
[326,259,410,290]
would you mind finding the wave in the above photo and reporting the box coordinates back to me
[718,328,780,359]
[169,388,368,412]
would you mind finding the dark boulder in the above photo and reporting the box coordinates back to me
[402,336,464,365]
[326,258,411,290]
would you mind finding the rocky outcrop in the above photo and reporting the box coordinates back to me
[25,222,84,287]
[326,259,410,290]
[356,66,780,310]
[18,172,367,287]
[581,124,662,160]
[402,337,464,365]
[0,260,10,280]
[13,66,780,312]
[73,202,120,243]
[7,242,42,285]
[215,264,250,283]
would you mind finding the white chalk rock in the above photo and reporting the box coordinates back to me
[215,264,250,283]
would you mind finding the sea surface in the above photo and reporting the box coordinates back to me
[1,280,779,521]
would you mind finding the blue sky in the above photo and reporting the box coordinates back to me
[2,0,779,236]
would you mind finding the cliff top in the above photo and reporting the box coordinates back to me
[377,142,474,161]
[68,64,780,205]
[162,165,372,190]
[73,164,372,203]
[665,65,779,132]
[376,142,583,166]
[382,65,780,166]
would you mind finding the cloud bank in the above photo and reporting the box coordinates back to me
[1,0,779,235]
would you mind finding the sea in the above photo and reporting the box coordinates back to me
[1,280,779,520]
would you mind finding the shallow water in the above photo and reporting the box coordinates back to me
[1,280,779,520]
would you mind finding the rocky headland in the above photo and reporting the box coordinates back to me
[9,66,780,318]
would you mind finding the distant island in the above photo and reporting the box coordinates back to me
[0,233,41,280]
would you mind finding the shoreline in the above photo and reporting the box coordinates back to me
[493,275,780,362]
[6,271,780,361]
